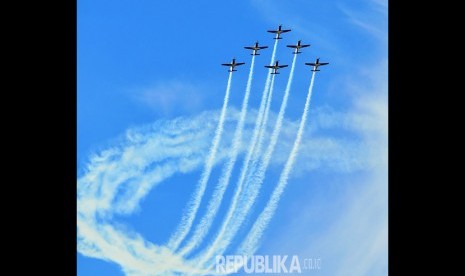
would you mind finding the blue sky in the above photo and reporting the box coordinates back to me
[78,0,387,275]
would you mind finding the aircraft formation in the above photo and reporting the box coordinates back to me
[222,24,329,74]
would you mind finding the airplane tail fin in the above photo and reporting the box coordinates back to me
[311,69,320,72]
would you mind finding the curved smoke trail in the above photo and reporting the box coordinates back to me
[198,53,298,268]
[168,72,233,250]
[178,56,256,256]
[238,71,317,256]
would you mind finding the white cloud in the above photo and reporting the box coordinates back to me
[338,0,388,43]
[133,80,207,116]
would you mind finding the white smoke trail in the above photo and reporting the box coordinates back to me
[198,53,298,268]
[168,72,233,250]
[194,40,279,264]
[241,74,276,198]
[245,74,276,183]
[238,71,317,256]
[178,56,256,256]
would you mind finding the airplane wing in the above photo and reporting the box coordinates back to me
[286,45,298,48]
[259,46,268,49]
[244,46,254,50]
[319,62,329,65]
[236,62,245,66]
[281,29,291,33]
[222,63,232,66]
[264,65,273,68]
[305,63,316,66]
[267,30,278,33]
[300,44,310,48]
[278,65,288,68]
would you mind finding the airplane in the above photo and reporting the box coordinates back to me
[267,24,291,39]
[222,58,245,72]
[286,40,310,54]
[305,58,329,72]
[244,41,268,56]
[265,60,288,74]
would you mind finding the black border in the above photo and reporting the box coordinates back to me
[389,0,399,273]
[18,0,77,273]
[389,0,432,273]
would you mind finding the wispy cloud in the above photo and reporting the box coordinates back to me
[78,109,234,275]
[338,0,388,42]
[133,80,207,116]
